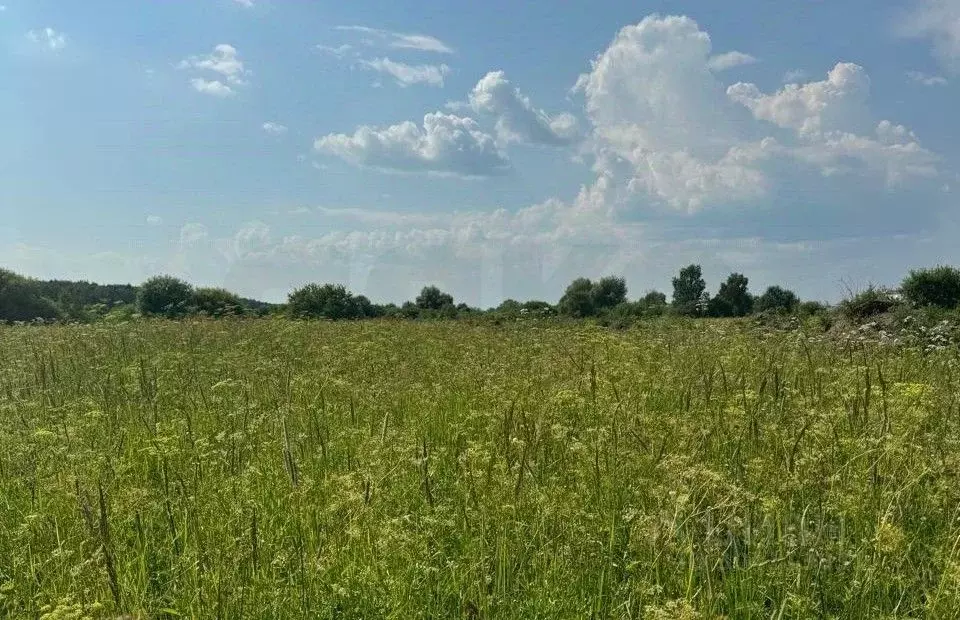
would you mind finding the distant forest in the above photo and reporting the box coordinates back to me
[3,264,960,327]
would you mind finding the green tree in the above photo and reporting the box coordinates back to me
[636,290,668,317]
[591,276,628,311]
[901,265,960,309]
[672,265,707,316]
[0,269,61,322]
[137,275,194,318]
[415,286,455,311]
[287,283,369,319]
[193,287,245,317]
[755,286,800,314]
[708,273,753,317]
[558,278,595,317]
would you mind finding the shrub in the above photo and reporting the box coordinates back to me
[138,275,194,318]
[901,265,960,309]
[193,287,245,317]
[839,286,900,322]
[708,273,753,317]
[0,269,61,322]
[558,278,596,317]
[591,276,628,311]
[755,286,800,314]
[287,283,371,320]
[415,286,455,311]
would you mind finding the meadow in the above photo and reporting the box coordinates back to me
[0,318,958,619]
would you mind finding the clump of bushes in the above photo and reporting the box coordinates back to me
[901,265,960,310]
[287,283,376,320]
[0,268,61,323]
[839,286,900,322]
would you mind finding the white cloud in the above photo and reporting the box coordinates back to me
[180,223,209,246]
[571,16,939,213]
[317,44,354,58]
[190,78,235,97]
[707,51,758,71]
[464,71,580,147]
[146,215,163,226]
[180,44,249,95]
[728,62,872,137]
[901,0,960,72]
[314,112,508,177]
[27,28,67,52]
[233,0,255,7]
[334,25,454,54]
[360,57,450,87]
[262,121,288,135]
[573,15,768,211]
[906,69,948,85]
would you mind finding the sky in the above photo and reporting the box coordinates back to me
[2,0,959,306]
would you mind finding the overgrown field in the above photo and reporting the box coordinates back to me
[1,319,959,618]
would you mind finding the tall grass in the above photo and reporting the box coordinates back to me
[0,318,958,618]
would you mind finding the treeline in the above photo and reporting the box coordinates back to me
[3,264,960,325]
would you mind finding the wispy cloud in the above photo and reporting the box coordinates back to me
[262,121,288,135]
[707,51,758,71]
[233,0,255,7]
[901,0,960,72]
[783,69,807,83]
[360,57,450,87]
[335,25,454,54]
[906,69,948,85]
[27,28,67,52]
[316,44,355,58]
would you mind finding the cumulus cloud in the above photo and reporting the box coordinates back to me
[27,28,67,52]
[571,15,939,213]
[314,112,508,177]
[906,70,948,85]
[180,44,249,95]
[727,63,873,136]
[190,78,235,97]
[464,71,580,146]
[707,51,758,71]
[360,57,450,87]
[335,25,454,54]
[901,0,960,72]
[262,121,288,135]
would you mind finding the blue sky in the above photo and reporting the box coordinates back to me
[2,0,958,305]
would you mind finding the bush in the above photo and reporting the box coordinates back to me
[755,286,800,314]
[708,273,753,317]
[0,269,61,322]
[839,286,900,322]
[591,276,628,311]
[288,283,371,320]
[415,286,454,311]
[138,275,194,318]
[558,278,596,318]
[193,287,245,317]
[901,265,960,309]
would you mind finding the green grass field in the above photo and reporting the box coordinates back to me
[1,319,959,618]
